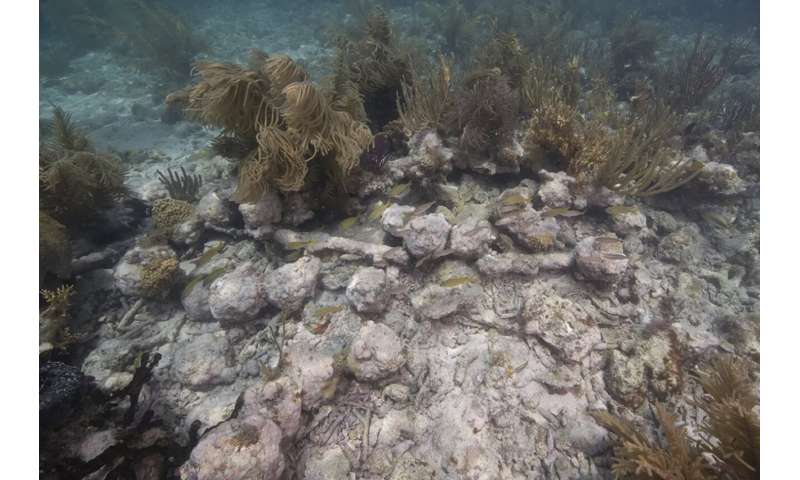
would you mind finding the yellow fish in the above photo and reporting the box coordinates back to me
[286,240,316,250]
[315,305,346,318]
[368,202,389,221]
[440,276,476,288]
[389,183,410,198]
[606,205,639,215]
[501,194,528,206]
[339,216,359,231]
[285,250,303,262]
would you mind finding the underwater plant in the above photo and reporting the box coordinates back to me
[397,54,453,135]
[39,284,76,353]
[335,7,413,130]
[592,355,759,480]
[609,13,660,82]
[576,101,702,196]
[39,108,128,226]
[44,106,91,152]
[448,67,519,162]
[693,357,760,479]
[592,403,715,479]
[157,166,202,202]
[522,55,584,163]
[174,51,373,208]
[474,28,530,89]
[654,34,751,112]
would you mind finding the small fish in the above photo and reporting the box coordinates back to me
[415,253,432,269]
[195,242,225,267]
[606,205,639,215]
[433,248,455,259]
[203,267,229,286]
[286,240,316,250]
[602,253,628,260]
[501,194,529,206]
[389,183,410,198]
[499,205,524,216]
[595,237,622,246]
[368,202,389,221]
[542,208,583,218]
[440,276,476,288]
[701,211,732,229]
[285,250,303,262]
[339,216,358,231]
[413,201,436,217]
[315,305,346,318]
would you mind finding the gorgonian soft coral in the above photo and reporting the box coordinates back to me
[173,51,373,208]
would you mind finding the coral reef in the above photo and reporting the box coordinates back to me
[592,356,759,480]
[38,2,760,479]
[40,108,128,225]
[157,166,203,202]
[175,52,373,208]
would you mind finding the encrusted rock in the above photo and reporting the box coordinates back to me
[303,446,352,480]
[346,321,405,382]
[380,204,415,237]
[77,429,120,462]
[536,170,579,209]
[264,256,321,311]
[411,282,481,321]
[282,192,315,226]
[208,261,268,323]
[608,206,648,236]
[450,219,496,258]
[239,190,282,237]
[575,236,629,283]
[605,350,646,408]
[657,227,700,264]
[383,384,410,403]
[388,130,453,180]
[179,417,284,480]
[181,273,219,322]
[243,377,303,439]
[113,245,178,297]
[583,185,625,208]
[171,217,204,246]
[196,191,235,228]
[494,187,560,251]
[522,295,600,363]
[286,351,338,410]
[476,250,573,277]
[345,266,389,313]
[695,161,746,195]
[402,213,451,258]
[476,252,539,277]
[605,334,682,408]
[171,332,238,389]
[275,230,409,267]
